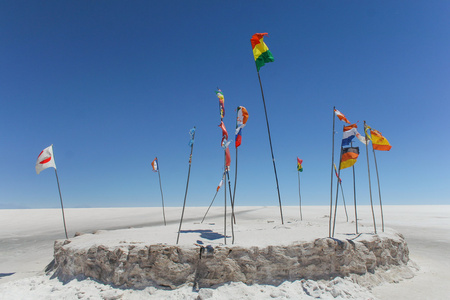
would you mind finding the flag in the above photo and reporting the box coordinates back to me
[216,89,225,120]
[334,108,351,124]
[36,145,56,174]
[297,157,303,172]
[342,124,358,146]
[225,147,231,170]
[370,129,392,151]
[340,147,360,169]
[188,127,196,147]
[333,163,342,183]
[251,33,275,71]
[217,177,224,192]
[219,121,228,146]
[235,106,249,148]
[151,157,158,172]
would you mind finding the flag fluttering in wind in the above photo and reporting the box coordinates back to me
[188,127,196,147]
[219,121,229,146]
[333,163,342,183]
[36,145,56,174]
[342,124,358,146]
[251,33,275,72]
[297,157,303,172]
[235,106,249,148]
[216,89,225,120]
[151,157,158,172]
[334,108,351,124]
[219,121,231,169]
[370,129,392,151]
[340,147,360,169]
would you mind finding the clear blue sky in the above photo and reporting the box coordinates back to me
[1,1,449,209]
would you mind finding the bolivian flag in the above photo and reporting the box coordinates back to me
[251,33,274,71]
[297,157,303,172]
[370,130,392,151]
[340,147,360,170]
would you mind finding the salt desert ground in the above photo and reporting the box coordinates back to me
[0,205,449,299]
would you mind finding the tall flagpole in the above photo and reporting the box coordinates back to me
[232,147,238,224]
[176,127,196,244]
[257,71,284,224]
[364,121,377,234]
[297,171,302,221]
[372,147,385,232]
[201,172,224,223]
[226,169,235,244]
[352,159,359,234]
[329,107,336,237]
[332,141,344,237]
[54,169,68,239]
[156,158,166,226]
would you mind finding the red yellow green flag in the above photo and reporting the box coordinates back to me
[251,33,275,71]
[297,157,303,172]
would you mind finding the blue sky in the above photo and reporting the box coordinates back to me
[1,1,449,209]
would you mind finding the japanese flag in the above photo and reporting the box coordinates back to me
[36,145,56,174]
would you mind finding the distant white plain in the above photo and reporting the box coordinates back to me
[0,205,449,299]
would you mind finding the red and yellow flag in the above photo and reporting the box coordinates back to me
[370,130,392,151]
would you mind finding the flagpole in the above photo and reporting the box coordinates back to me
[298,171,302,221]
[156,158,166,226]
[339,180,348,222]
[329,107,336,237]
[223,153,227,245]
[176,127,196,244]
[372,146,385,232]
[352,161,359,234]
[232,147,238,225]
[54,169,68,239]
[226,169,235,244]
[364,121,377,234]
[332,142,344,237]
[257,71,284,224]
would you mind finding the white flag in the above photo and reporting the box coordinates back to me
[36,145,56,174]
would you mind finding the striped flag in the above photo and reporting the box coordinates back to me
[334,109,351,124]
[151,157,158,172]
[251,33,275,71]
[340,147,360,169]
[235,106,249,148]
[297,157,303,172]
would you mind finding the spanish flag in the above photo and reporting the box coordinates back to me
[370,130,392,151]
[340,147,360,170]
[251,33,274,71]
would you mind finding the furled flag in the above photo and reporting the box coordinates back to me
[235,106,249,148]
[217,177,224,192]
[340,147,360,169]
[219,121,229,146]
[334,108,351,124]
[36,145,57,174]
[251,33,275,72]
[297,157,303,172]
[333,163,342,183]
[216,89,225,120]
[188,127,196,147]
[151,157,158,172]
[225,147,231,170]
[370,129,392,151]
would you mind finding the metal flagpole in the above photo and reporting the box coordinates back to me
[223,153,227,245]
[201,172,224,223]
[226,169,235,244]
[332,143,344,237]
[54,169,68,239]
[329,107,336,237]
[339,180,348,222]
[232,147,238,225]
[298,171,303,221]
[372,146,385,232]
[352,160,359,234]
[176,127,196,244]
[364,121,377,234]
[156,158,166,226]
[257,71,284,224]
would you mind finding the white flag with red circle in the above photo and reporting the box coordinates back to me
[36,145,56,174]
